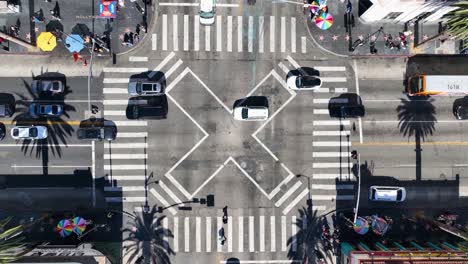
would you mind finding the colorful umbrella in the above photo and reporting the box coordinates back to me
[72,216,87,235]
[371,216,389,235]
[315,12,334,30]
[56,219,73,237]
[309,1,321,16]
[36,32,57,51]
[353,217,369,235]
[65,34,85,53]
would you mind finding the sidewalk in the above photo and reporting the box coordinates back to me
[304,0,443,57]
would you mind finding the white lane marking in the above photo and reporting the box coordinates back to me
[206,217,211,252]
[105,197,145,202]
[291,216,297,252]
[259,215,265,252]
[103,99,128,105]
[158,180,183,204]
[313,152,350,157]
[321,77,347,82]
[205,24,211,51]
[103,78,128,83]
[278,62,289,75]
[316,88,330,93]
[150,188,178,215]
[227,216,233,252]
[92,140,95,207]
[173,14,179,51]
[162,218,169,252]
[190,69,232,113]
[313,141,351,147]
[313,120,350,126]
[174,217,179,252]
[184,217,190,252]
[165,59,183,78]
[217,217,223,252]
[282,188,309,215]
[281,17,286,52]
[238,216,244,252]
[313,174,350,179]
[152,33,157,50]
[162,14,168,50]
[106,175,146,180]
[11,165,91,168]
[270,216,276,252]
[230,157,271,199]
[103,67,148,73]
[150,52,175,77]
[301,36,306,53]
[113,120,148,126]
[104,110,125,116]
[159,2,198,6]
[312,184,354,190]
[269,164,295,199]
[196,217,201,252]
[313,130,350,136]
[286,55,301,70]
[184,15,189,51]
[249,216,254,252]
[313,98,330,104]
[117,132,148,138]
[313,109,329,114]
[217,3,239,7]
[128,56,148,62]
[313,163,353,168]
[315,66,346,71]
[194,15,200,51]
[281,216,286,252]
[248,16,253,52]
[335,87,348,93]
[104,164,147,170]
[217,15,222,52]
[275,181,302,207]
[104,154,147,159]
[227,16,232,52]
[270,16,275,52]
[103,88,127,94]
[237,16,243,52]
[0,144,90,147]
[291,17,296,53]
[259,16,264,53]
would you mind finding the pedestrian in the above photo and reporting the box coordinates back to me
[123,33,130,46]
[129,32,134,45]
[135,24,141,36]
[218,227,226,245]
[140,21,147,33]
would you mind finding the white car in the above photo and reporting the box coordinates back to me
[287,75,322,91]
[31,80,64,94]
[233,106,269,121]
[369,186,406,202]
[199,0,215,25]
[11,126,48,140]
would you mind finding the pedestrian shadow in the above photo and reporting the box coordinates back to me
[396,95,437,181]
[287,203,320,263]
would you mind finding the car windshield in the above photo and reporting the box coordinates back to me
[52,82,60,91]
[200,11,214,18]
[396,190,402,200]
[39,105,47,113]
[409,77,421,94]
[135,82,142,93]
[52,105,59,114]
[29,127,38,137]
[302,76,321,87]
[12,129,18,137]
[241,108,248,119]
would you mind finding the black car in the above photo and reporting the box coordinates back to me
[127,95,168,120]
[0,93,15,117]
[453,97,468,120]
[77,127,116,141]
[328,93,365,118]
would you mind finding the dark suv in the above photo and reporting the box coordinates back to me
[127,95,168,120]
[328,93,365,118]
[77,127,116,141]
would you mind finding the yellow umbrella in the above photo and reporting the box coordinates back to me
[36,32,57,51]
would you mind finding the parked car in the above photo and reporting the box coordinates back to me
[77,126,116,141]
[328,93,365,118]
[453,97,468,120]
[287,75,322,91]
[199,0,216,25]
[233,106,269,121]
[29,103,63,117]
[11,126,48,140]
[0,93,15,117]
[369,186,406,202]
[127,96,168,120]
[31,80,64,94]
[128,81,164,96]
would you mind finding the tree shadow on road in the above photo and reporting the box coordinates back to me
[396,95,437,181]
[288,205,320,263]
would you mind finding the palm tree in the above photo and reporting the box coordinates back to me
[397,96,437,181]
[122,206,174,264]
[443,1,468,49]
[0,217,27,263]
[288,206,320,263]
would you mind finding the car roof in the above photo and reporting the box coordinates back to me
[299,76,321,87]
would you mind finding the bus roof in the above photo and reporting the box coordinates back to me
[423,75,468,94]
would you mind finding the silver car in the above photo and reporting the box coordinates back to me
[128,81,164,96]
[11,126,48,140]
[31,80,64,94]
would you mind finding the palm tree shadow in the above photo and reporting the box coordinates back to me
[287,206,319,263]
[123,205,175,264]
[397,95,437,181]
[13,75,76,175]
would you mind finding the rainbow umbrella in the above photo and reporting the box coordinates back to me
[353,217,369,235]
[315,12,334,30]
[72,217,87,235]
[56,219,73,237]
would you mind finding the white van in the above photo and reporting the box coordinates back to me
[199,0,215,25]
[369,186,406,202]
[233,106,269,121]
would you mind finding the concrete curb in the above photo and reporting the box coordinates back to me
[303,15,349,58]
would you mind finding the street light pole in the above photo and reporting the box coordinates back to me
[296,174,312,206]
[353,154,361,224]
[87,39,95,113]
